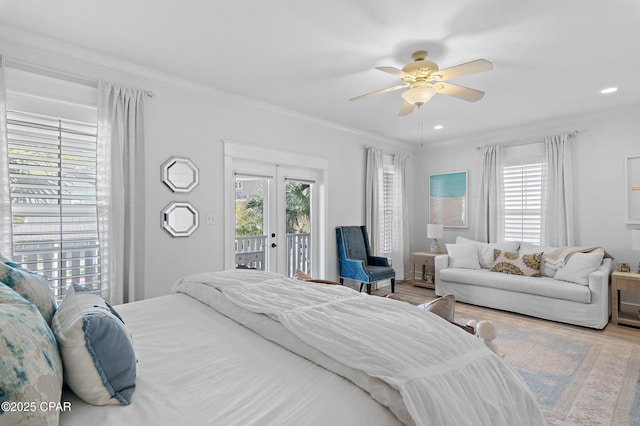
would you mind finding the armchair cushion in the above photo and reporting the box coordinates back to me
[365,265,396,282]
[368,255,390,267]
[342,226,369,263]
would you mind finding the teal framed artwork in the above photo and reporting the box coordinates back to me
[429,171,468,228]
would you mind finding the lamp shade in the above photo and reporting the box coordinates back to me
[632,229,640,251]
[427,223,444,239]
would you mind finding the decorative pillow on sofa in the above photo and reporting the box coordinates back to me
[0,256,57,324]
[456,237,520,269]
[0,283,63,426]
[554,252,604,285]
[52,284,136,406]
[445,243,481,269]
[490,249,543,276]
[519,242,557,277]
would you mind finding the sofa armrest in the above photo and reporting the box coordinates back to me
[587,257,612,306]
[434,254,450,287]
[368,255,390,267]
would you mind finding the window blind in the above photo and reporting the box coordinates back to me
[503,163,542,244]
[382,168,394,255]
[7,109,100,300]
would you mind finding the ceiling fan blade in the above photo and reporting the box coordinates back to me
[348,84,408,102]
[399,100,415,116]
[436,82,485,102]
[375,66,412,79]
[432,59,493,81]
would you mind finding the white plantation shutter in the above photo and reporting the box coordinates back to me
[382,166,393,255]
[7,109,99,300]
[503,143,544,244]
[503,163,542,243]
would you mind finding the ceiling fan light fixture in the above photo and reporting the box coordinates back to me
[401,86,436,106]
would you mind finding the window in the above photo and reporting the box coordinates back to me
[5,66,99,301]
[503,163,542,244]
[502,144,544,244]
[7,110,99,300]
[382,163,394,256]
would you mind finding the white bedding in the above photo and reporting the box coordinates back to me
[60,292,402,426]
[174,270,544,426]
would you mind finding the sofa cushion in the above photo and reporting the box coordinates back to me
[554,252,604,285]
[456,237,520,269]
[490,250,543,277]
[440,268,591,303]
[445,243,480,269]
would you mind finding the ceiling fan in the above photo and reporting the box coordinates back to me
[349,50,493,116]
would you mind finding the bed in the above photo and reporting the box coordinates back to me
[54,269,544,425]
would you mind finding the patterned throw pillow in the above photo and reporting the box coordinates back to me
[0,283,63,426]
[490,249,543,277]
[0,257,57,324]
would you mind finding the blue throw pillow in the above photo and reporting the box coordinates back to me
[52,284,136,405]
[0,257,57,324]
[0,283,63,425]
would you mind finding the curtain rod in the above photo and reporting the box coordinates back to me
[3,56,155,98]
[475,130,579,150]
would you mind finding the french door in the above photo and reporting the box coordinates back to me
[229,158,319,278]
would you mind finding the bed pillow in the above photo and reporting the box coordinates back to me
[445,243,480,269]
[554,252,604,285]
[456,237,520,269]
[0,258,57,324]
[52,284,136,406]
[490,250,543,277]
[0,283,63,426]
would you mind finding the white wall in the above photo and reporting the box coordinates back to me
[0,32,415,299]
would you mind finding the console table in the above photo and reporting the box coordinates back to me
[410,252,438,289]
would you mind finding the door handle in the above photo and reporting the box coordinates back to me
[271,243,277,248]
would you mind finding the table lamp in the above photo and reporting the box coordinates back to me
[427,223,444,254]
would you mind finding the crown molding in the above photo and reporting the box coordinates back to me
[0,24,415,151]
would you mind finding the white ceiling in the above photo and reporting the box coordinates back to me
[1,0,639,145]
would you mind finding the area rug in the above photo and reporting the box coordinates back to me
[455,308,640,426]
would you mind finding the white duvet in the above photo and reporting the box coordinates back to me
[174,270,544,426]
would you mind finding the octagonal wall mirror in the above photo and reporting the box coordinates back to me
[162,157,199,193]
[162,202,199,237]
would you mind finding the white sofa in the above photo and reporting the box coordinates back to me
[434,237,613,329]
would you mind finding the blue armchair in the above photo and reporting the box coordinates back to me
[335,226,395,294]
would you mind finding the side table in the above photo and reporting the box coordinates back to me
[611,271,640,327]
[410,252,439,289]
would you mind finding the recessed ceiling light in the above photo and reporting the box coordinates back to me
[433,125,444,130]
[600,87,618,94]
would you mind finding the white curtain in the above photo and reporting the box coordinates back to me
[97,82,145,304]
[0,57,13,256]
[391,154,409,279]
[365,147,384,254]
[542,133,574,246]
[476,145,504,243]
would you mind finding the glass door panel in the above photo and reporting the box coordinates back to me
[234,175,271,271]
[284,179,312,277]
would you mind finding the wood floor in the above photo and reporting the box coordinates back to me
[373,280,640,342]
